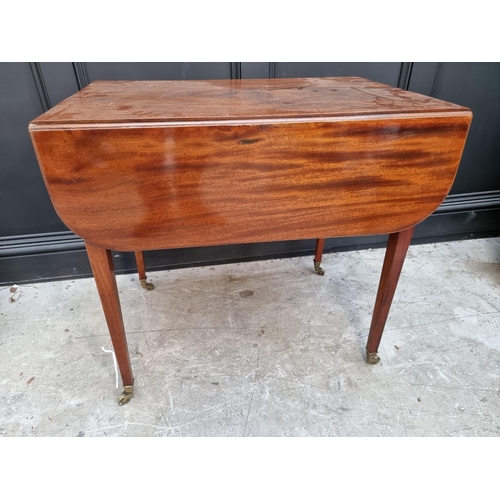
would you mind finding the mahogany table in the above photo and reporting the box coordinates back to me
[29,77,472,404]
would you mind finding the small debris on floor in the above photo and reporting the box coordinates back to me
[9,291,23,303]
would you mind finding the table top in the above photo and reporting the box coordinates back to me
[30,77,470,129]
[29,77,472,252]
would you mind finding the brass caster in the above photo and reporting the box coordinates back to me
[140,278,155,291]
[118,385,134,405]
[366,350,380,365]
[314,260,325,276]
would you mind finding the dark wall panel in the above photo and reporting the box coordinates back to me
[240,62,270,79]
[275,62,402,86]
[410,63,500,195]
[39,62,80,106]
[0,63,67,237]
[84,62,231,82]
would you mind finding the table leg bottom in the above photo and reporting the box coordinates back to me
[86,242,135,404]
[366,350,380,364]
[140,278,155,291]
[135,251,155,290]
[313,260,325,276]
[314,238,326,276]
[365,226,415,362]
[118,383,134,405]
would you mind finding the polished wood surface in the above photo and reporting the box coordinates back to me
[30,114,470,251]
[29,77,472,401]
[29,77,468,126]
[85,242,133,387]
[366,227,415,357]
[135,251,146,280]
[315,239,325,264]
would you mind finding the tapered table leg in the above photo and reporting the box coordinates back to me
[314,238,326,276]
[134,251,154,290]
[365,226,415,364]
[86,242,134,404]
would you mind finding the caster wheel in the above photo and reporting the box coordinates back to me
[366,352,380,364]
[118,386,134,405]
[140,279,155,291]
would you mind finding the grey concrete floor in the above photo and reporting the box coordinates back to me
[1,237,499,437]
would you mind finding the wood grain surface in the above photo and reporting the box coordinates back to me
[366,226,415,355]
[85,242,133,387]
[31,114,471,251]
[29,77,469,127]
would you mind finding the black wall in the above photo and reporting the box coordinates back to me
[1,62,499,285]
